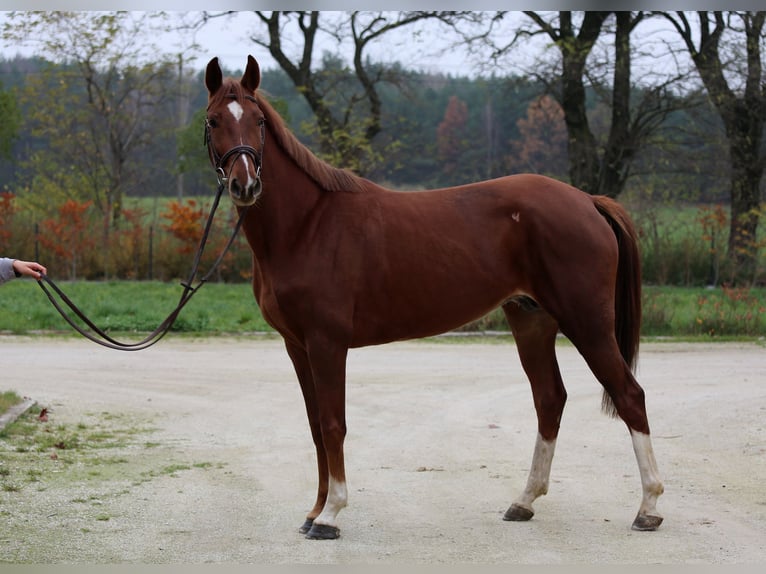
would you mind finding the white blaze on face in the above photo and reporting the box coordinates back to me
[227,100,244,122]
[225,100,257,191]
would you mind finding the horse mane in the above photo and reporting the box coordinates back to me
[257,91,366,193]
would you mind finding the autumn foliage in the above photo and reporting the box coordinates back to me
[0,191,17,247]
[436,96,469,174]
[159,199,249,281]
[506,95,568,179]
[161,200,206,255]
[39,199,96,279]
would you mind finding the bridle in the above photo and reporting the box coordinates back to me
[35,99,266,352]
[204,95,265,191]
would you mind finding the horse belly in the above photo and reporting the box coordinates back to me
[350,254,517,346]
[349,196,529,345]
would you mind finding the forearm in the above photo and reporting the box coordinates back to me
[0,257,17,285]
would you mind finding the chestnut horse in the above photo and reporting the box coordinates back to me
[204,55,664,540]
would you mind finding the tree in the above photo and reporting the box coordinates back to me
[466,11,683,198]
[0,191,16,248]
[507,95,568,178]
[436,95,469,177]
[176,107,211,183]
[660,11,766,283]
[39,199,96,280]
[0,80,20,160]
[526,11,610,193]
[2,12,178,229]
[523,11,683,197]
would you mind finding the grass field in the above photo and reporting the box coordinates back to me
[0,280,271,335]
[1,280,764,339]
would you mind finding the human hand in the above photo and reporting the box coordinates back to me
[12,259,47,279]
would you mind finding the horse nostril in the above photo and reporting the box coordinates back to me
[249,178,262,198]
[230,178,245,199]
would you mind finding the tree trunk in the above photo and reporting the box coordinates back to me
[728,122,762,282]
[598,11,633,198]
[523,11,672,199]
[558,11,609,194]
[664,11,765,283]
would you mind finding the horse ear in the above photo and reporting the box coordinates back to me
[205,57,222,95]
[241,55,261,94]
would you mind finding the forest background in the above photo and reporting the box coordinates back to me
[0,11,764,299]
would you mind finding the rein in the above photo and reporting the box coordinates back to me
[36,181,249,351]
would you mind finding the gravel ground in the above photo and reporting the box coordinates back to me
[1,335,765,564]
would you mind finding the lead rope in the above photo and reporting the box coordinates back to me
[36,182,249,351]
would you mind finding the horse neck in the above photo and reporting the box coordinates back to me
[241,131,324,257]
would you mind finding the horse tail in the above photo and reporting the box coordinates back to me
[592,195,642,418]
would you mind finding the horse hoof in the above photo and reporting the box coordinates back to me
[298,519,314,534]
[305,523,340,540]
[631,513,663,531]
[503,503,534,522]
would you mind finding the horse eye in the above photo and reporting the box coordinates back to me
[207,117,217,129]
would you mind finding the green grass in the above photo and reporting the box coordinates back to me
[0,280,272,335]
[1,280,764,339]
[0,391,24,415]
[642,285,766,337]
[0,407,216,494]
[449,285,766,339]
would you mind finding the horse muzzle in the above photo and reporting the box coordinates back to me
[228,170,262,207]
[216,144,262,207]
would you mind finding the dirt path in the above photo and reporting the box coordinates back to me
[1,336,765,563]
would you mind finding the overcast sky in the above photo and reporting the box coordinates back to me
[176,12,528,76]
[169,12,482,75]
[0,10,543,77]
[1,9,691,83]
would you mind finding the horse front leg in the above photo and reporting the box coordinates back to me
[299,337,349,540]
[284,341,331,535]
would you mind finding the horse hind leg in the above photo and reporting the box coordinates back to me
[502,300,566,522]
[629,430,664,531]
[565,323,664,531]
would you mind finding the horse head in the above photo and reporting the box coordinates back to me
[204,55,265,207]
